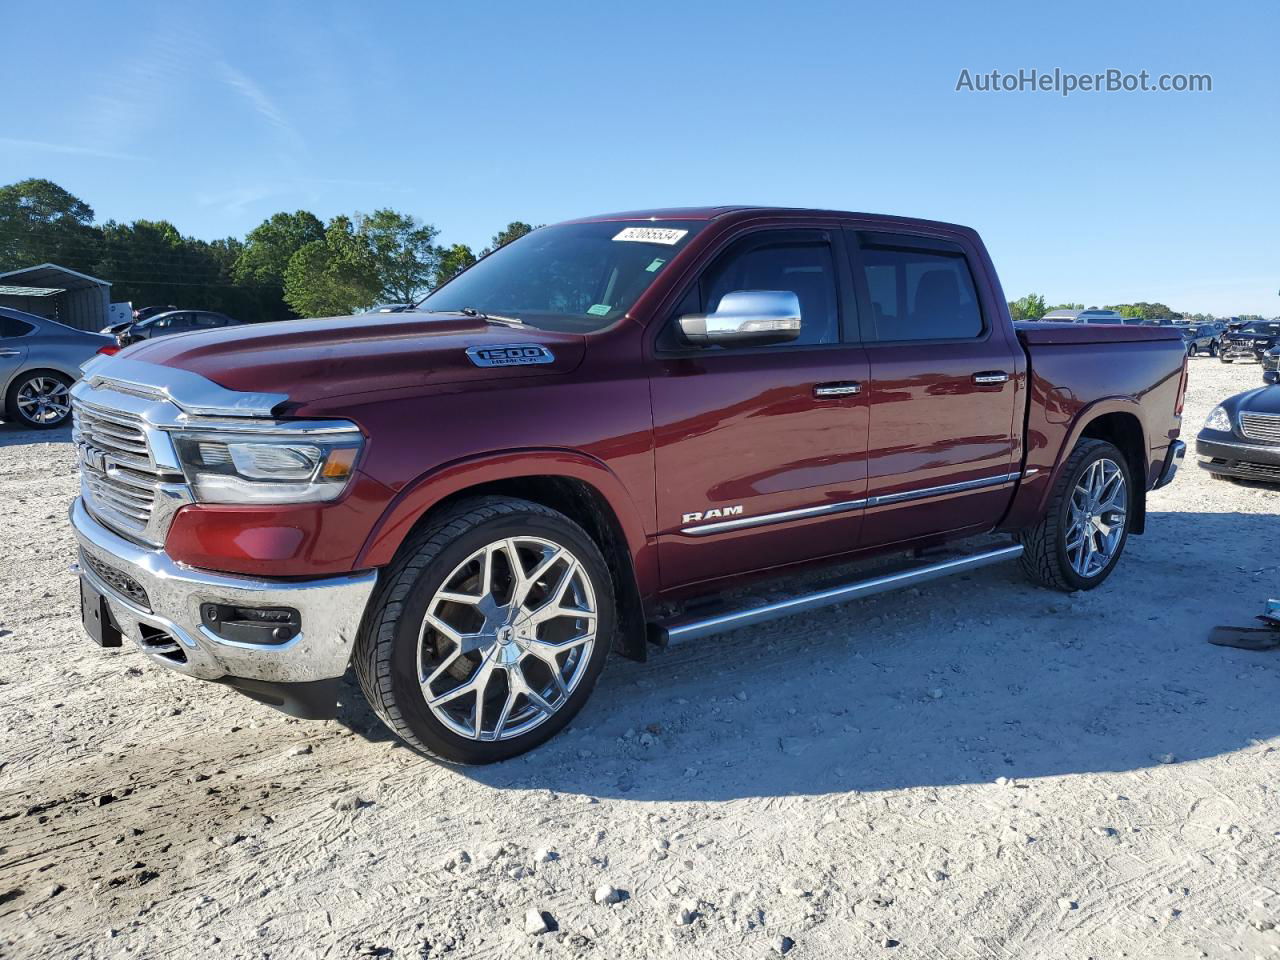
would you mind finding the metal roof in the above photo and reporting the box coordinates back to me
[0,262,110,291]
[0,283,64,297]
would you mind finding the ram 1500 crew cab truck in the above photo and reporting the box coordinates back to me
[69,207,1189,763]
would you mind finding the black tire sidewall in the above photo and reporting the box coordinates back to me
[1052,443,1132,591]
[385,511,615,764]
[6,372,72,429]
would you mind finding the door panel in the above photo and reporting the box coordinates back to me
[650,227,869,589]
[848,229,1021,547]
[652,348,870,586]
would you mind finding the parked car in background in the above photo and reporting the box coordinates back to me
[363,303,416,314]
[67,205,1189,763]
[1220,320,1280,364]
[120,310,244,344]
[1041,308,1129,325]
[1,306,114,429]
[1180,323,1219,357]
[133,305,177,323]
[1198,384,1280,483]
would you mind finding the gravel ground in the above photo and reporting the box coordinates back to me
[1,357,1276,960]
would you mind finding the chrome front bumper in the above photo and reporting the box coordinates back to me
[70,496,378,684]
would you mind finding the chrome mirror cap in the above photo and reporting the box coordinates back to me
[679,290,802,347]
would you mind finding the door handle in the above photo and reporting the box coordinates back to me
[0,350,21,358]
[814,381,862,398]
[972,371,1009,385]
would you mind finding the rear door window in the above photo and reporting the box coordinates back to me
[854,233,984,342]
[0,317,35,339]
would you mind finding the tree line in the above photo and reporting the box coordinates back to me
[1007,292,1255,324]
[0,178,534,321]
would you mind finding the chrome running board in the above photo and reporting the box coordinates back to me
[652,542,1024,646]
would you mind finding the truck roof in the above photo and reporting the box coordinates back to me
[566,206,975,235]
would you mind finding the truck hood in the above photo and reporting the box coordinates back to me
[119,312,587,407]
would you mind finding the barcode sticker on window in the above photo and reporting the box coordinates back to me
[613,227,688,245]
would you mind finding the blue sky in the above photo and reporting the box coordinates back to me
[2,0,1275,314]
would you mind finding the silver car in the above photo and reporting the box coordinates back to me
[1,307,114,429]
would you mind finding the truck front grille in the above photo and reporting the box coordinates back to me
[1240,413,1280,444]
[72,400,167,542]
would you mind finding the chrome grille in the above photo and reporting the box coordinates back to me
[1240,413,1280,444]
[72,400,164,540]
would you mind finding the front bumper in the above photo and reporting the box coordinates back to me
[1196,433,1280,483]
[1220,342,1268,362]
[71,496,378,684]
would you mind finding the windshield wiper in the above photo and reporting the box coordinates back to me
[421,307,525,327]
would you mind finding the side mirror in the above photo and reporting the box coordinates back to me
[679,290,802,347]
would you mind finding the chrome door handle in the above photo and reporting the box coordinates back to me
[972,371,1009,385]
[814,381,862,398]
[0,350,21,358]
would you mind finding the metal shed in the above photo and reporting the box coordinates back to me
[0,263,111,331]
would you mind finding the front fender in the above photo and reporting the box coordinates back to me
[357,448,656,592]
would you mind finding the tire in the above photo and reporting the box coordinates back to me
[1187,344,1198,357]
[353,496,616,764]
[1018,439,1133,592]
[1208,341,1218,357]
[5,371,73,429]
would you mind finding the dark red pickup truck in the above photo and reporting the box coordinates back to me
[70,207,1187,762]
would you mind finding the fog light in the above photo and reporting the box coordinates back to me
[201,603,301,645]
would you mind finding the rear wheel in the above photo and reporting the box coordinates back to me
[354,497,615,764]
[5,371,73,429]
[1188,344,1198,357]
[1208,341,1218,357]
[1019,439,1132,592]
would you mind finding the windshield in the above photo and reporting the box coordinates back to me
[1242,321,1280,334]
[421,220,705,332]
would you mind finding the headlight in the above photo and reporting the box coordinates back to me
[171,427,362,504]
[1203,405,1232,433]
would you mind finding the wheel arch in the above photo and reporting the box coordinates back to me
[1073,407,1148,534]
[358,451,654,661]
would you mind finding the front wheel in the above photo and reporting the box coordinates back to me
[1208,341,1218,357]
[353,497,615,764]
[5,371,73,429]
[1187,344,1198,357]
[1018,439,1132,592]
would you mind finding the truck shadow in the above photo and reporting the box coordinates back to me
[387,508,1279,799]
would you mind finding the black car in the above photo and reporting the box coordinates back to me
[1179,324,1219,357]
[1220,320,1280,364]
[120,310,244,343]
[1197,385,1280,483]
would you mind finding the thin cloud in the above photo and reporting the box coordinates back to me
[217,62,307,157]
[0,137,142,162]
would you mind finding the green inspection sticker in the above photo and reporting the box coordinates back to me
[587,303,611,316]
[645,258,666,272]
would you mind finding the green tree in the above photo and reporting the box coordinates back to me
[434,243,477,288]
[283,216,381,317]
[1008,293,1048,321]
[482,221,536,256]
[234,211,325,287]
[1047,302,1084,312]
[0,178,101,272]
[357,209,439,303]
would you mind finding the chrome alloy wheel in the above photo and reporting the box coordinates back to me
[417,536,598,742]
[16,376,71,425]
[1065,457,1127,578]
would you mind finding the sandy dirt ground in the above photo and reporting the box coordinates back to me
[1,357,1277,960]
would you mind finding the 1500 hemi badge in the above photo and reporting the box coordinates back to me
[466,344,556,367]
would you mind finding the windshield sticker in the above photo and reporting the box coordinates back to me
[645,258,666,272]
[587,303,612,316]
[613,227,688,245]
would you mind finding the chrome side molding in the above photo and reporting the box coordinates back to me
[653,543,1024,646]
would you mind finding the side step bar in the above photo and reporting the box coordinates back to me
[652,543,1024,647]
